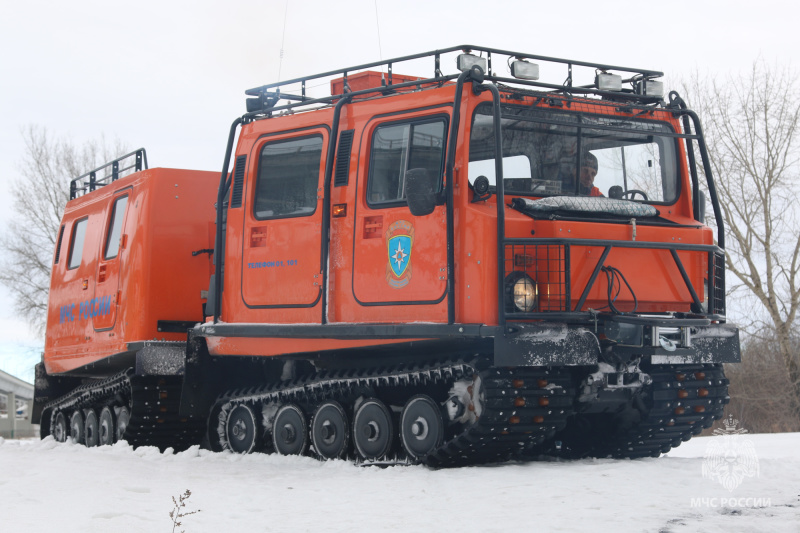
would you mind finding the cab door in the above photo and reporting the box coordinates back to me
[352,114,449,305]
[241,130,327,308]
[93,190,130,330]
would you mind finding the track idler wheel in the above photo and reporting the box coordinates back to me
[99,406,116,446]
[84,409,99,448]
[353,398,393,460]
[52,411,68,443]
[400,395,444,461]
[311,401,349,460]
[273,404,308,456]
[69,410,85,445]
[226,404,260,454]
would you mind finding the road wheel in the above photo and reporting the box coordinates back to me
[400,395,444,461]
[53,411,68,443]
[272,404,307,456]
[226,404,259,454]
[353,398,393,460]
[69,410,85,445]
[116,406,130,442]
[99,406,116,446]
[311,401,349,459]
[84,409,99,447]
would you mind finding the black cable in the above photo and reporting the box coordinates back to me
[601,266,638,314]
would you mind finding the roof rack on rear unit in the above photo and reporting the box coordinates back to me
[70,148,148,200]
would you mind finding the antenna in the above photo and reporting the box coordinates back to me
[278,0,289,82]
[374,0,384,80]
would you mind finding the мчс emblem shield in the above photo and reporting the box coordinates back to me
[388,234,411,277]
[385,220,414,288]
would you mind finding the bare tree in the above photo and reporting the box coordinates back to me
[724,334,800,433]
[684,60,800,419]
[0,126,127,336]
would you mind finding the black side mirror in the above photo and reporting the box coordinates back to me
[609,185,623,199]
[696,189,707,223]
[405,168,437,216]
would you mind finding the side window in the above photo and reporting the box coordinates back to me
[67,218,88,270]
[368,118,446,207]
[254,135,323,219]
[104,196,128,259]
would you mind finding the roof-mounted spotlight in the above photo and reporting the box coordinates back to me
[596,72,622,91]
[457,52,487,73]
[635,79,665,98]
[510,59,540,80]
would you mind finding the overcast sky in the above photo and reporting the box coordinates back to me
[0,0,798,380]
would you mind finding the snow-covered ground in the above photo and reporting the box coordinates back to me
[1,432,798,533]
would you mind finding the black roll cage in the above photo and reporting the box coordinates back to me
[209,46,726,328]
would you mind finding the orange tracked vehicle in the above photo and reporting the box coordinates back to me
[35,46,739,464]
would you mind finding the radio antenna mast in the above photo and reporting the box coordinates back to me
[278,0,289,82]
[374,0,384,79]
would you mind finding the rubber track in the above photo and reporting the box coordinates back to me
[43,369,204,451]
[594,363,729,459]
[211,360,576,467]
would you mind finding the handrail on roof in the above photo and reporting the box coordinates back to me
[243,45,665,115]
[69,148,148,200]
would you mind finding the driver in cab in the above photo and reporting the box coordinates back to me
[578,152,603,197]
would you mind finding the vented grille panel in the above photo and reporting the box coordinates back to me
[54,225,65,264]
[711,251,726,315]
[334,130,355,187]
[230,154,247,208]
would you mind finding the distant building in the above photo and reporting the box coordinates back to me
[0,368,39,439]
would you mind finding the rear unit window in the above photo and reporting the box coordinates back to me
[67,218,88,270]
[367,118,447,207]
[254,135,323,219]
[104,195,128,259]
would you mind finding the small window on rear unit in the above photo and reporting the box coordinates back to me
[67,218,88,270]
[104,196,128,259]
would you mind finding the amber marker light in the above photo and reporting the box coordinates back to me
[332,204,347,217]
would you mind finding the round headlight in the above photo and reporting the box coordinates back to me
[513,276,538,312]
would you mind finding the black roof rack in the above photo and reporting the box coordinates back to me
[69,148,148,200]
[244,45,664,116]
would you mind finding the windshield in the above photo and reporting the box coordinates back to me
[468,103,679,204]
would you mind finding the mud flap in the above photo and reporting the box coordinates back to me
[494,323,600,367]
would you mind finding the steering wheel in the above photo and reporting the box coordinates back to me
[621,189,649,201]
